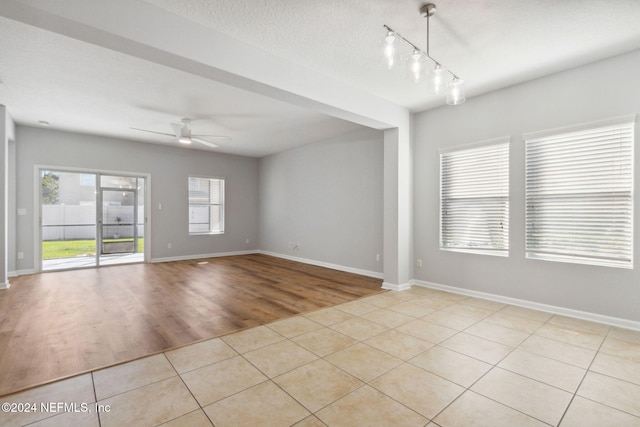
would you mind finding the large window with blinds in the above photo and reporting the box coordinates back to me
[188,176,225,234]
[440,139,510,256]
[525,117,634,268]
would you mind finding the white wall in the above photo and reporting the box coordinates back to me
[259,128,384,276]
[414,49,640,322]
[14,126,259,271]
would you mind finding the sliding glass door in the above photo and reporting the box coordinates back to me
[98,175,144,266]
[40,169,146,271]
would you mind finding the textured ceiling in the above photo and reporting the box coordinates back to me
[1,0,640,156]
[0,15,363,157]
[145,0,640,110]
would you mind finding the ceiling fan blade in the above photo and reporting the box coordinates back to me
[192,134,232,140]
[192,138,219,149]
[130,127,175,137]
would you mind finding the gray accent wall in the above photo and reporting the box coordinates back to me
[259,128,384,274]
[13,126,259,272]
[413,49,640,322]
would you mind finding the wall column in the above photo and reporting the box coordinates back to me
[382,125,412,290]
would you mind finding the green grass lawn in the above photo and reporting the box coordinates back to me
[42,238,144,259]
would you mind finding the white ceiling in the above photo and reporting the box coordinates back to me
[145,0,640,110]
[2,0,640,157]
[0,14,363,157]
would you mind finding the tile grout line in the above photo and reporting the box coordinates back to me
[561,326,640,422]
[424,304,566,426]
[318,296,491,425]
[332,292,636,425]
[277,319,388,422]
[487,309,576,426]
[172,370,215,426]
[90,372,103,427]
[383,293,501,424]
[170,312,378,425]
[422,315,530,425]
[272,302,435,424]
[156,351,210,426]
[555,322,610,426]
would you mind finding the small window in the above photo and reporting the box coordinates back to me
[188,177,224,234]
[525,117,634,268]
[440,139,510,256]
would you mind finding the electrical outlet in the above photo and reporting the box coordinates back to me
[376,254,381,262]
[167,243,172,249]
[416,259,423,268]
[17,252,24,260]
[245,238,250,245]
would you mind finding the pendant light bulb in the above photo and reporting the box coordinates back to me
[431,63,444,94]
[383,30,398,70]
[409,49,424,83]
[446,77,466,105]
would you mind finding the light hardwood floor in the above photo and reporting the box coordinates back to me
[0,254,383,397]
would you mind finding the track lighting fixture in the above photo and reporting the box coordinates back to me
[382,2,465,106]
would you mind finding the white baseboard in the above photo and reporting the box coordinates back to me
[382,281,412,291]
[8,269,36,277]
[259,250,384,279]
[0,281,10,290]
[413,279,640,332]
[19,269,36,276]
[151,250,259,264]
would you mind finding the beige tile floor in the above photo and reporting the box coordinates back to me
[2,286,640,427]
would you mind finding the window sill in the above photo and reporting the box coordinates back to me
[526,253,632,269]
[440,247,509,257]
[189,231,225,236]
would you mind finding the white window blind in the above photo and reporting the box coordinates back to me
[440,140,509,256]
[525,119,634,268]
[188,177,225,234]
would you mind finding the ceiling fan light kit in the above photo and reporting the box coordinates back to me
[177,118,192,144]
[382,2,465,106]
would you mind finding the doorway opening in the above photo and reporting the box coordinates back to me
[40,170,146,271]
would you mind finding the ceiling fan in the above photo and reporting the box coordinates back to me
[131,118,231,148]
